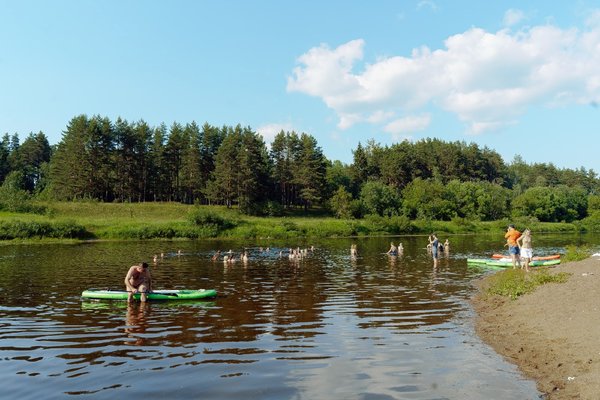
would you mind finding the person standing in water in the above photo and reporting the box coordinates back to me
[504,224,522,269]
[125,262,152,302]
[386,242,398,256]
[516,228,532,272]
[429,234,439,268]
[350,244,358,258]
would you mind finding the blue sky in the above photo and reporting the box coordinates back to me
[2,1,600,172]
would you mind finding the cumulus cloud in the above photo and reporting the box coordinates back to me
[287,13,600,136]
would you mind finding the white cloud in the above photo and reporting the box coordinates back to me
[383,114,431,134]
[256,123,294,144]
[366,110,396,124]
[503,9,525,27]
[286,39,365,101]
[287,13,600,136]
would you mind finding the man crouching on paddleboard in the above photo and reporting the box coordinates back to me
[125,262,152,302]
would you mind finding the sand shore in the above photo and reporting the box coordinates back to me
[472,257,600,399]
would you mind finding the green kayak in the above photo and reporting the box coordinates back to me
[467,258,561,268]
[81,288,217,301]
[466,258,490,264]
[484,259,561,268]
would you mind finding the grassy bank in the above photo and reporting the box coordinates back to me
[482,268,571,300]
[479,245,591,300]
[0,201,590,242]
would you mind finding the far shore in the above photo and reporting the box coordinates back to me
[0,201,588,242]
[472,257,600,399]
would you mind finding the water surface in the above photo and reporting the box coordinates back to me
[1,233,594,399]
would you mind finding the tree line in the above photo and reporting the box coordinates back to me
[1,114,599,222]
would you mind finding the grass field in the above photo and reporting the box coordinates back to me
[0,201,586,242]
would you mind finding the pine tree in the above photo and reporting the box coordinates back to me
[49,115,95,199]
[294,133,327,210]
[147,124,168,201]
[132,120,153,202]
[164,122,188,201]
[270,131,300,208]
[198,123,225,202]
[86,115,115,201]
[113,118,137,202]
[13,131,51,192]
[0,134,11,184]
[208,126,241,207]
[236,126,271,213]
[180,122,203,204]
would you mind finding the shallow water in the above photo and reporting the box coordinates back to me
[1,234,596,399]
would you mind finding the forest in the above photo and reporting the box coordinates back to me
[1,113,600,225]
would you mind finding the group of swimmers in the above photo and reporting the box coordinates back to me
[152,251,184,264]
[427,234,450,267]
[210,249,249,263]
[427,234,450,257]
[349,234,450,267]
[211,246,316,263]
[386,242,404,256]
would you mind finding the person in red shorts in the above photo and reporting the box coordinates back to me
[504,224,522,269]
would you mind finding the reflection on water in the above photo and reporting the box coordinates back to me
[1,234,596,399]
[125,303,150,346]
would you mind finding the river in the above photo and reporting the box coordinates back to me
[1,233,596,399]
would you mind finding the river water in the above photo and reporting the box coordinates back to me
[1,233,596,399]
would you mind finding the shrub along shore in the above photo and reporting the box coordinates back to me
[0,201,596,243]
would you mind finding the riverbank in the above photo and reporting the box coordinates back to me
[0,201,582,241]
[472,257,600,399]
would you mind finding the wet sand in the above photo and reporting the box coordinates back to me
[472,257,600,399]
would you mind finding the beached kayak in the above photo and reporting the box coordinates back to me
[492,253,561,260]
[484,259,561,268]
[81,288,217,301]
[467,262,505,271]
[467,258,561,268]
[467,258,490,264]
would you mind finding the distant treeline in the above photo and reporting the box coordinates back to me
[1,114,600,222]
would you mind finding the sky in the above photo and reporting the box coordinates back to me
[2,0,600,172]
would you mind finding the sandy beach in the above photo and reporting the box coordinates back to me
[472,257,600,399]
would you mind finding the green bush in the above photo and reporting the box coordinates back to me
[580,211,600,232]
[0,220,88,240]
[49,220,88,238]
[0,186,47,215]
[362,214,413,235]
[261,201,284,217]
[486,268,571,300]
[562,245,591,262]
[101,223,215,240]
[303,220,354,237]
[188,208,237,230]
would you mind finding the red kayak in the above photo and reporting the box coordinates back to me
[492,253,560,261]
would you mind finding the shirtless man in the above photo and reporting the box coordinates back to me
[124,262,152,302]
